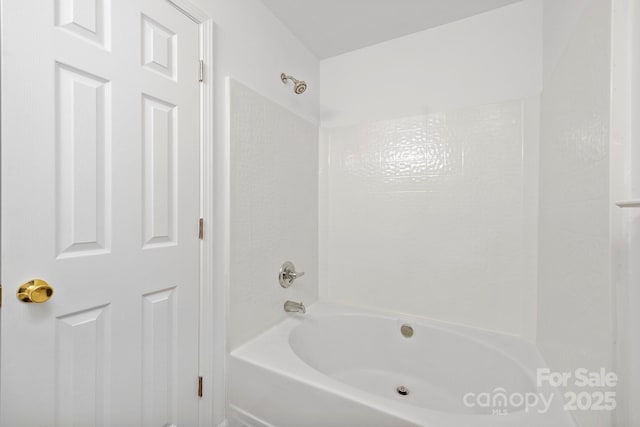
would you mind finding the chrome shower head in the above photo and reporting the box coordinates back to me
[281,73,307,94]
[293,80,307,94]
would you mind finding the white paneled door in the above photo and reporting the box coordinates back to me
[1,0,201,425]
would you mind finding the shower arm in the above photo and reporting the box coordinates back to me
[281,73,298,84]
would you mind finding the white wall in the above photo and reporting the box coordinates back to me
[542,0,591,83]
[537,1,614,426]
[320,0,542,128]
[201,0,320,125]
[319,0,542,339]
[228,79,318,350]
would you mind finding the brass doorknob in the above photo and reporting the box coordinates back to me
[16,279,54,303]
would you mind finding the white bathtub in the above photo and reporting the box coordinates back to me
[229,302,575,427]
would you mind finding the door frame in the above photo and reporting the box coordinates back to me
[165,1,218,426]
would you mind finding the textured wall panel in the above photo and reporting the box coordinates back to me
[325,100,526,335]
[537,1,613,426]
[229,80,319,349]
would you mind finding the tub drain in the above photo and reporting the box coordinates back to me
[396,386,409,396]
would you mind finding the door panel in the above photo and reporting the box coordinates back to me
[56,305,111,426]
[1,1,201,426]
[56,63,111,257]
[142,94,178,248]
[142,287,178,425]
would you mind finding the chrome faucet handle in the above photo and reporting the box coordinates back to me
[279,261,304,288]
[288,270,304,280]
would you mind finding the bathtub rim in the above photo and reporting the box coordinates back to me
[287,309,540,397]
[229,301,576,426]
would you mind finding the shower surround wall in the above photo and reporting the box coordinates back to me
[537,1,613,426]
[319,0,542,339]
[228,79,319,350]
[323,104,534,337]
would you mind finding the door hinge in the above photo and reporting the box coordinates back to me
[198,376,203,398]
[0,284,3,308]
[198,218,204,240]
[198,60,204,83]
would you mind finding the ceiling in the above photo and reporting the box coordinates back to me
[260,0,524,59]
